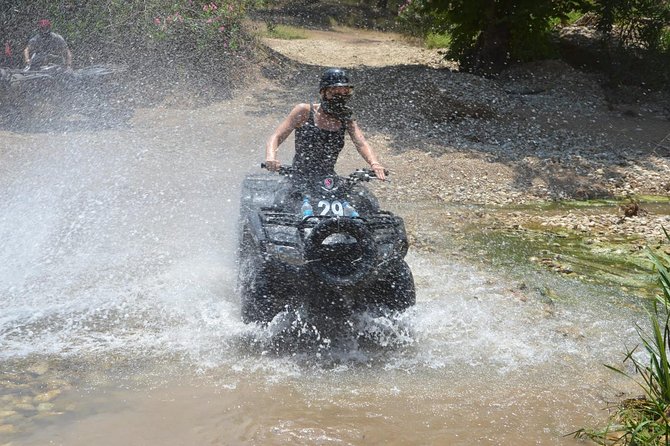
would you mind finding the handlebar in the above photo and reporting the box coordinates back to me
[260,163,389,182]
[260,162,294,176]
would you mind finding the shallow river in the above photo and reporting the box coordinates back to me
[0,97,644,445]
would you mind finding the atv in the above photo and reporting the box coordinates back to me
[0,63,128,130]
[237,165,415,324]
[1,64,125,88]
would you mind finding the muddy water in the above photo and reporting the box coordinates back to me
[1,98,643,445]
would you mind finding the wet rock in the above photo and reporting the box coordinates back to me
[0,424,17,434]
[33,389,61,403]
[26,362,49,376]
[14,403,36,412]
[36,403,55,412]
[604,430,627,443]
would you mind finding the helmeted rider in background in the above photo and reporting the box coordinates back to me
[265,67,386,182]
[23,19,72,71]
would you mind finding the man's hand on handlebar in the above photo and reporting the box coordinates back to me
[264,159,281,172]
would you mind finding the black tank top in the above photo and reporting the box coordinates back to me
[293,103,347,178]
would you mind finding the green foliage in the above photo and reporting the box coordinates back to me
[397,0,588,73]
[424,31,451,49]
[263,24,307,40]
[591,0,670,53]
[0,0,261,66]
[396,0,449,36]
[576,228,670,446]
[662,28,670,52]
[396,0,668,79]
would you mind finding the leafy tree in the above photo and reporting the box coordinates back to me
[591,0,670,52]
[590,0,670,88]
[399,0,588,75]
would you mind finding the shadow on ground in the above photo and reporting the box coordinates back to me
[244,46,670,201]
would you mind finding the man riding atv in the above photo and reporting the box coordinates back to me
[23,19,72,71]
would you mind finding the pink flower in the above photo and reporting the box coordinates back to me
[218,25,225,32]
[206,18,214,23]
[154,17,161,25]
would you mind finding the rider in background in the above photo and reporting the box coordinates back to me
[23,19,72,71]
[1,41,16,67]
[265,67,386,181]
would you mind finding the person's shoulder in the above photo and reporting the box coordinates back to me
[50,32,67,43]
[289,103,312,117]
[292,103,311,112]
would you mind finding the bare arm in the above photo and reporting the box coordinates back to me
[23,45,30,65]
[265,104,309,171]
[64,47,72,68]
[347,120,386,180]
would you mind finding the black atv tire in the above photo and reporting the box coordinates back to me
[372,261,416,311]
[238,231,284,324]
[303,217,376,288]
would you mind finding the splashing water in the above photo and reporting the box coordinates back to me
[0,120,641,371]
[0,103,645,445]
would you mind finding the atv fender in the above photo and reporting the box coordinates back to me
[242,212,266,246]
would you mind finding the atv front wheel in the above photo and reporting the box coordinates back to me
[238,231,284,324]
[371,261,416,311]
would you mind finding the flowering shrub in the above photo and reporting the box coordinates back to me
[3,0,262,67]
[396,0,447,37]
[150,0,260,51]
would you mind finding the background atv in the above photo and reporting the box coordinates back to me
[0,64,129,130]
[237,165,415,324]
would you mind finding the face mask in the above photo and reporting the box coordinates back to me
[321,94,352,121]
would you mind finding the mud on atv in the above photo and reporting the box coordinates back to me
[237,165,415,324]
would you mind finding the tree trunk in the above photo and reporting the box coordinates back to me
[460,2,511,76]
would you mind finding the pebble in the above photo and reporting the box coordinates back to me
[0,424,16,434]
[0,360,74,436]
[26,362,49,376]
[34,389,61,403]
[36,403,55,412]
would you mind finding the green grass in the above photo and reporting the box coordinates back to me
[424,31,451,49]
[263,24,308,40]
[549,10,586,28]
[574,229,670,446]
[661,28,670,52]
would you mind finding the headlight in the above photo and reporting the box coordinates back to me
[322,233,357,245]
[266,244,303,265]
[265,224,299,244]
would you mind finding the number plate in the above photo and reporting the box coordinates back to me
[317,200,344,216]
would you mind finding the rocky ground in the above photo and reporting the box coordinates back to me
[259,23,670,252]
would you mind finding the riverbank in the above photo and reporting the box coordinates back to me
[255,22,670,295]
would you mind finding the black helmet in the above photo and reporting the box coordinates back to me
[319,68,353,91]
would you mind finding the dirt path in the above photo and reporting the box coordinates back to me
[262,26,452,68]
